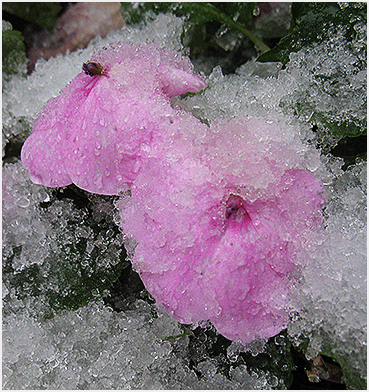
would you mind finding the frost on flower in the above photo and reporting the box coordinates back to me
[118,117,325,344]
[20,40,325,345]
[21,42,207,195]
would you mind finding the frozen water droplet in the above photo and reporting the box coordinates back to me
[132,161,141,173]
[93,142,101,156]
[253,6,260,16]
[16,197,30,208]
[269,375,279,388]
[305,151,321,172]
[2,285,9,299]
[94,177,103,189]
[92,111,99,123]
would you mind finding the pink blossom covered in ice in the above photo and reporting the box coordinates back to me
[21,42,207,195]
[21,42,325,344]
[118,117,325,344]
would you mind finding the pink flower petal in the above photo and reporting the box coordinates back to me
[20,73,91,188]
[119,118,325,344]
[160,67,207,97]
[21,43,207,194]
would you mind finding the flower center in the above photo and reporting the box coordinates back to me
[225,194,252,224]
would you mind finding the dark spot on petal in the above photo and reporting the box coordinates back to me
[82,62,104,77]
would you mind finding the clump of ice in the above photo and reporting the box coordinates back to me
[281,25,367,139]
[287,159,367,388]
[3,296,279,389]
[179,23,366,150]
[3,160,125,318]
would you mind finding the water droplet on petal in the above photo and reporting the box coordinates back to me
[132,161,141,173]
[94,176,103,189]
[93,142,101,156]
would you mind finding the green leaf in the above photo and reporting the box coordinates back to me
[314,114,366,138]
[3,2,61,31]
[289,98,367,139]
[2,28,27,76]
[162,332,194,340]
[258,2,367,65]
[120,2,269,54]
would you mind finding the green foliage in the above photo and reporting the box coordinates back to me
[259,2,367,139]
[120,2,174,25]
[2,28,27,76]
[3,2,61,31]
[162,332,194,340]
[322,347,367,390]
[120,2,269,55]
[289,97,366,139]
[3,194,129,320]
[121,2,257,27]
[241,332,294,389]
[258,2,367,65]
[314,113,366,138]
[2,2,62,76]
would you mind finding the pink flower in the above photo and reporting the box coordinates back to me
[20,41,325,344]
[21,42,207,195]
[118,117,325,344]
